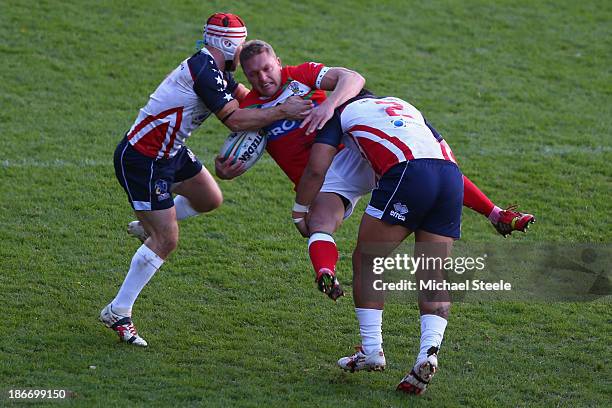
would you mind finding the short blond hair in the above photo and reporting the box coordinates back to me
[239,40,276,66]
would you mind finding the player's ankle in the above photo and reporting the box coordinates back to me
[488,205,502,223]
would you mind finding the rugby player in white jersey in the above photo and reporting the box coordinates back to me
[294,90,469,394]
[99,13,313,346]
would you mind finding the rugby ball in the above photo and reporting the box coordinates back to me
[219,129,267,170]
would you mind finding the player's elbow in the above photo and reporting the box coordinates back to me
[303,165,326,182]
[342,69,365,89]
[352,71,365,89]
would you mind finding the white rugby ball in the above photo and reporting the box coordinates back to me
[219,129,267,170]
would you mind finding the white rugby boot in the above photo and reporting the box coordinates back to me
[99,304,148,347]
[127,221,148,243]
[396,346,439,395]
[337,345,386,372]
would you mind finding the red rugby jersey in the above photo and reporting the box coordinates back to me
[240,62,330,187]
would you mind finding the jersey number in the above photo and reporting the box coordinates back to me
[375,100,414,119]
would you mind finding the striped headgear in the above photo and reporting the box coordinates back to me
[203,13,247,62]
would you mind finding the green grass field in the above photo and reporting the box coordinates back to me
[1,0,611,406]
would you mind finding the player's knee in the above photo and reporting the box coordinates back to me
[207,190,223,211]
[149,226,179,255]
[158,234,178,254]
[192,189,223,213]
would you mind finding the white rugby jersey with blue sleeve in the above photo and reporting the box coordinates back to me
[125,48,237,159]
[316,96,457,177]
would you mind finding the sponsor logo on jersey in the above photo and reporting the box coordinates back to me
[390,202,409,221]
[265,119,301,139]
[392,118,407,127]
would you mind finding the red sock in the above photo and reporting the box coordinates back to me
[463,175,495,217]
[308,232,339,277]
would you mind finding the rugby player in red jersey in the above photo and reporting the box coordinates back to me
[216,40,534,302]
[99,14,313,347]
[218,40,371,300]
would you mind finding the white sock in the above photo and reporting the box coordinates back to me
[488,205,503,223]
[174,195,200,221]
[355,308,383,355]
[111,244,164,315]
[417,314,448,364]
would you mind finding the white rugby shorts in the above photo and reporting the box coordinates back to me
[321,144,376,219]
